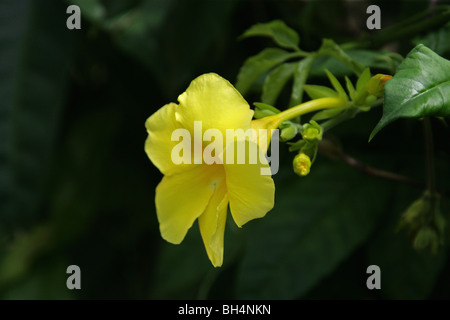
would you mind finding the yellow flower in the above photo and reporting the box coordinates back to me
[144,73,275,267]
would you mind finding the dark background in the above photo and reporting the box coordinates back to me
[0,0,449,299]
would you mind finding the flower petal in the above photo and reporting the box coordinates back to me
[223,140,275,227]
[250,117,281,154]
[155,164,223,244]
[176,73,254,136]
[145,102,193,176]
[198,180,228,267]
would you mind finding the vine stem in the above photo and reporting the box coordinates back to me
[320,99,383,132]
[319,139,423,189]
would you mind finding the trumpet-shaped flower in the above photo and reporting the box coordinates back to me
[145,73,275,267]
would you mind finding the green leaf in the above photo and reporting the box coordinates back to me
[310,49,401,77]
[318,39,364,75]
[370,45,450,140]
[72,0,170,69]
[72,0,236,95]
[348,50,402,75]
[0,0,74,229]
[262,62,296,105]
[414,22,450,56]
[303,85,338,100]
[69,0,106,22]
[236,48,299,95]
[289,56,315,107]
[236,161,393,299]
[240,20,300,51]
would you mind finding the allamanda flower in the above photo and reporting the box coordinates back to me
[145,73,275,267]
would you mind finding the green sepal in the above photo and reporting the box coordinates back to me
[253,102,280,119]
[325,69,348,101]
[303,85,338,100]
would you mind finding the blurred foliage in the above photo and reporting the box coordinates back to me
[0,0,449,299]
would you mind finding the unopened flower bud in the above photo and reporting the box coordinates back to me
[301,120,323,142]
[280,124,298,142]
[413,227,439,254]
[293,153,311,177]
[366,74,392,98]
[302,127,320,140]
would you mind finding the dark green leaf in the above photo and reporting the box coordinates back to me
[0,0,74,229]
[289,56,315,107]
[236,48,299,95]
[240,20,300,51]
[262,62,296,105]
[414,22,450,56]
[236,161,392,299]
[348,50,401,75]
[310,49,401,77]
[72,0,236,95]
[70,0,105,22]
[370,45,450,140]
[318,39,364,76]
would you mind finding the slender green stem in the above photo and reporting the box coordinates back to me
[321,99,383,132]
[275,97,347,125]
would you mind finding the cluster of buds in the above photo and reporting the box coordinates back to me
[398,191,446,254]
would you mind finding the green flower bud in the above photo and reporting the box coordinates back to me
[280,122,298,141]
[293,153,311,177]
[366,74,392,98]
[301,120,323,142]
[399,197,429,229]
[302,127,320,140]
[398,190,446,254]
[413,227,439,254]
[364,94,377,106]
[435,208,446,236]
